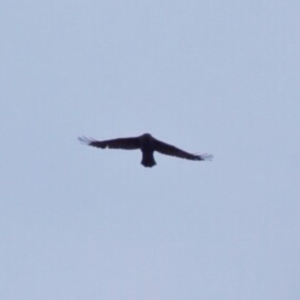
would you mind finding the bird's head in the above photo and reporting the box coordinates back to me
[142,133,152,137]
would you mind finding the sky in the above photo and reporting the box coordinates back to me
[1,1,299,299]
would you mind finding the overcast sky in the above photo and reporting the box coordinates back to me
[1,1,299,299]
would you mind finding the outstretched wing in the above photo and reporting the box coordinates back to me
[154,139,212,161]
[78,136,140,150]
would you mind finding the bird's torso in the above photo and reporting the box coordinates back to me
[139,133,155,152]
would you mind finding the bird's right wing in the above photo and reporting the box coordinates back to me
[154,139,213,161]
[78,136,140,150]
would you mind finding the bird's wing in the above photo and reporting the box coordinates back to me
[78,136,140,150]
[154,139,212,161]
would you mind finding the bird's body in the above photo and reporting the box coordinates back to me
[79,133,212,167]
[139,133,156,167]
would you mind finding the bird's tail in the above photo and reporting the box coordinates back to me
[141,152,156,167]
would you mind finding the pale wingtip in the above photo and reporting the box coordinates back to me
[78,136,92,144]
[199,153,213,161]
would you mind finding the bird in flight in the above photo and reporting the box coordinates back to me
[78,133,212,168]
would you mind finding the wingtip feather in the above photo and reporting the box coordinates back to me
[201,154,213,161]
[78,136,92,144]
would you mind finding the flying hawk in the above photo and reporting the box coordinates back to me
[78,133,212,168]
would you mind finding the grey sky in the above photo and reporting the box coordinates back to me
[1,1,299,299]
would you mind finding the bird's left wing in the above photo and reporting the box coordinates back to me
[78,136,140,150]
[154,139,212,161]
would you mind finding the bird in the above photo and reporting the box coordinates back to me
[78,133,212,168]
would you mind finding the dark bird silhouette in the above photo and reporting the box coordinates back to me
[78,133,212,168]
